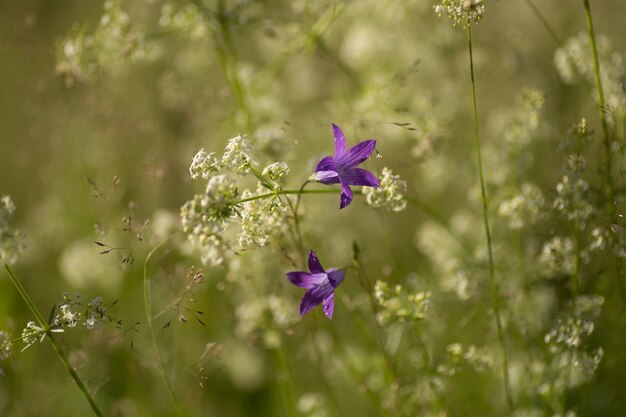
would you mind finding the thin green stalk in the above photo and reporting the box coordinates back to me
[232,188,359,205]
[216,0,254,133]
[4,264,104,417]
[352,244,398,387]
[581,0,625,298]
[582,0,613,199]
[466,22,516,415]
[143,235,185,417]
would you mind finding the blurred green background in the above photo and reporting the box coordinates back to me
[1,1,625,416]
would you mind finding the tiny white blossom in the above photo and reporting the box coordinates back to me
[364,168,407,212]
[222,134,257,175]
[189,148,222,179]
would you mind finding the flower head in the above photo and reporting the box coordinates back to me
[314,124,380,209]
[286,250,345,319]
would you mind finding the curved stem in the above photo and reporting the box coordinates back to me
[4,265,104,417]
[143,235,185,417]
[467,23,516,415]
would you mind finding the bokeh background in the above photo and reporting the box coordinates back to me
[1,1,626,416]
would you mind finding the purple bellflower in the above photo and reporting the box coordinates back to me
[286,250,345,319]
[314,123,380,209]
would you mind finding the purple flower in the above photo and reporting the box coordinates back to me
[286,250,345,319]
[314,123,380,209]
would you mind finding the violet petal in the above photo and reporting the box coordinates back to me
[332,123,347,157]
[286,271,326,289]
[339,182,353,209]
[300,282,333,315]
[308,250,325,274]
[322,293,335,319]
[326,268,346,288]
[315,156,337,173]
[341,168,381,188]
[315,170,340,184]
[337,140,377,169]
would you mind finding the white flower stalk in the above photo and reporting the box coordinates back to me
[374,280,431,324]
[539,236,576,278]
[434,0,485,27]
[364,168,407,212]
[159,2,209,41]
[436,343,493,376]
[222,134,257,175]
[55,0,154,86]
[498,183,545,230]
[555,32,625,111]
[262,162,289,186]
[238,186,289,249]
[0,331,12,360]
[0,195,25,265]
[189,148,222,179]
[181,175,238,266]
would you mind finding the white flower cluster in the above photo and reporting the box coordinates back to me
[183,135,291,266]
[364,168,407,212]
[222,135,258,175]
[262,162,290,187]
[554,173,594,224]
[436,343,493,376]
[181,175,238,266]
[0,195,25,265]
[159,2,209,41]
[239,186,289,249]
[374,280,431,324]
[21,322,45,351]
[434,0,485,28]
[539,236,576,278]
[555,32,625,112]
[189,149,222,180]
[55,0,155,86]
[498,183,545,230]
[0,331,12,360]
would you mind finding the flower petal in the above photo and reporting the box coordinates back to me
[337,140,377,169]
[322,293,335,319]
[341,168,380,188]
[315,170,340,185]
[339,181,353,209]
[300,281,333,316]
[308,250,325,274]
[315,156,337,172]
[332,123,347,157]
[286,271,326,289]
[326,268,345,288]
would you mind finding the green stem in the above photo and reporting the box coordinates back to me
[582,0,613,200]
[466,22,516,415]
[216,0,254,133]
[581,0,625,299]
[232,187,359,205]
[352,244,398,387]
[143,235,185,417]
[4,264,104,417]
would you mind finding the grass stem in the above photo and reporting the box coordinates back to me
[466,22,516,416]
